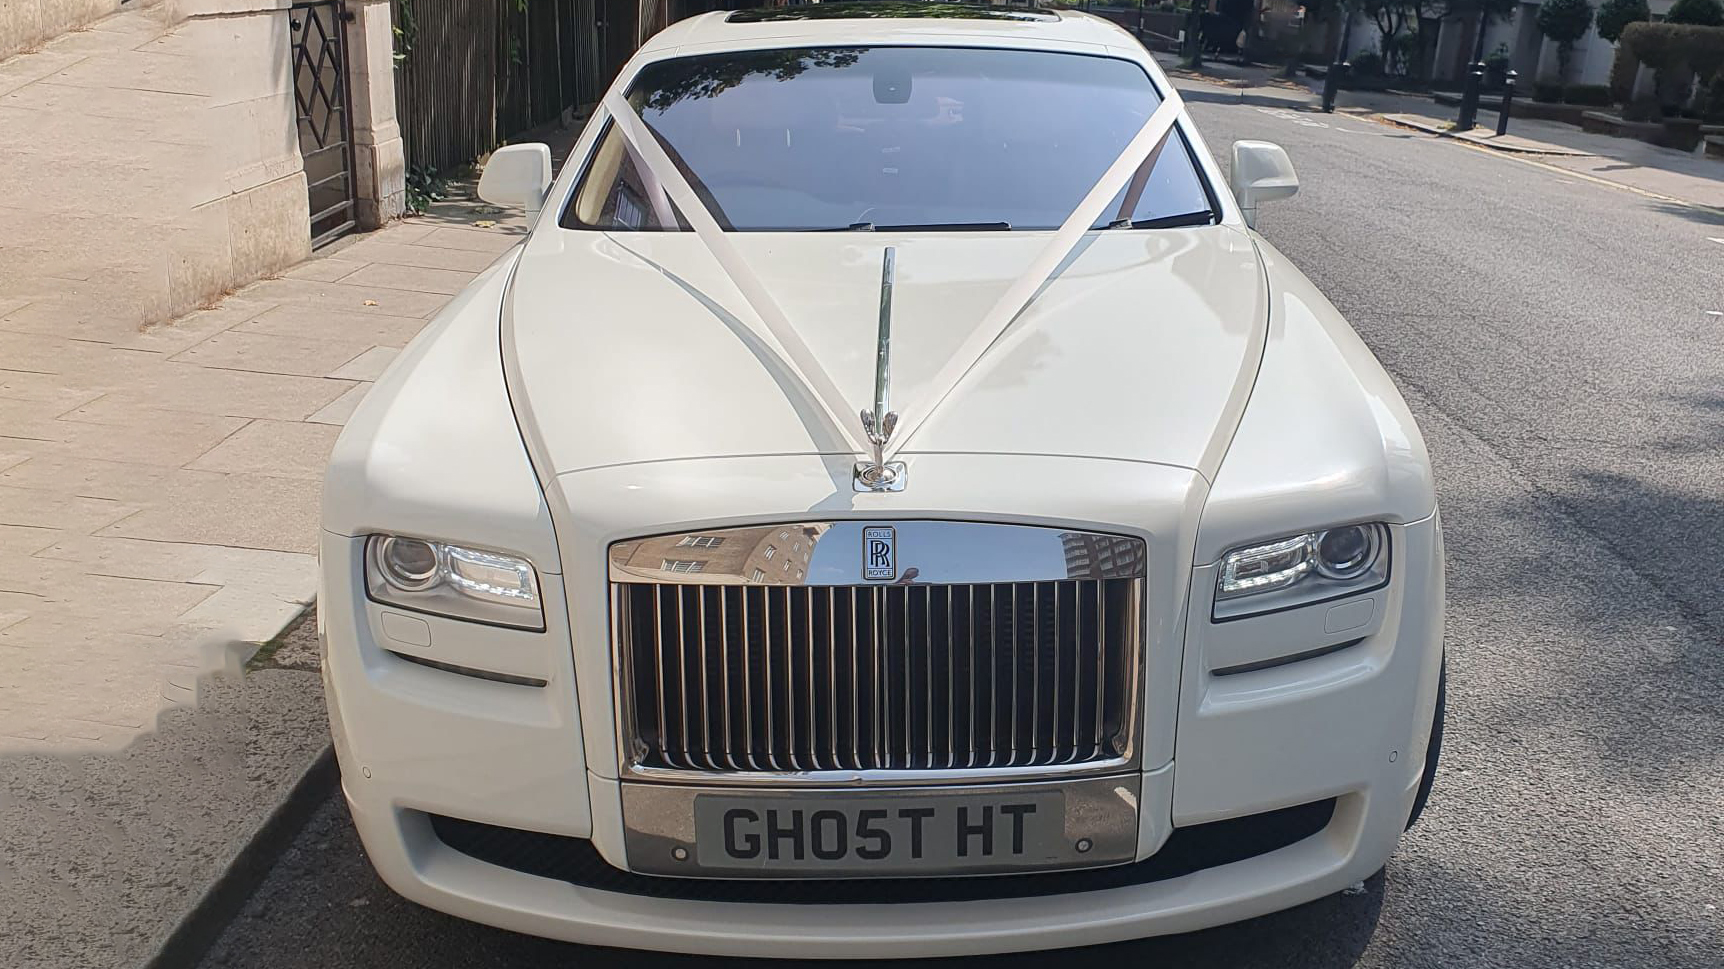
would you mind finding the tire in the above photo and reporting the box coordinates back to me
[1404,657,1446,831]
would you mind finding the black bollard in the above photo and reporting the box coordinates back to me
[1496,70,1518,136]
[1321,5,1356,114]
[1456,61,1485,131]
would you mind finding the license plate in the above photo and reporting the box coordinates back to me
[692,790,1066,875]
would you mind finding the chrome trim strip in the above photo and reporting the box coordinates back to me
[608,521,1147,587]
[1094,578,1107,759]
[1211,637,1366,677]
[387,650,548,688]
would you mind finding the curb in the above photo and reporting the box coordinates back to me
[138,602,337,969]
[1374,113,1590,156]
[1176,86,1320,111]
[142,742,337,969]
[1373,113,1724,216]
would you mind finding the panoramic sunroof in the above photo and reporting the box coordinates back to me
[727,3,1059,24]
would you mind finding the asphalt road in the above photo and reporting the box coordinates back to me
[198,99,1724,968]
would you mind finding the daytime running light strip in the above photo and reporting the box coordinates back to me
[601,90,866,455]
[886,92,1185,460]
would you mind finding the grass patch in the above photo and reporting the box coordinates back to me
[247,605,317,672]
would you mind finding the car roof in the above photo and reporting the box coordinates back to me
[638,6,1140,57]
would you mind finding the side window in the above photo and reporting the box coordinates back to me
[570,124,682,231]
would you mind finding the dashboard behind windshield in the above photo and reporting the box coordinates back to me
[563,45,1217,232]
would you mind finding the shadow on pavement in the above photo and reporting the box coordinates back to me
[0,628,327,969]
[1641,200,1724,226]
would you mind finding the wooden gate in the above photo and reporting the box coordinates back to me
[391,0,615,174]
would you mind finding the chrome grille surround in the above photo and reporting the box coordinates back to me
[608,521,1147,786]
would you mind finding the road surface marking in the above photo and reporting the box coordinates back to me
[1253,106,1330,129]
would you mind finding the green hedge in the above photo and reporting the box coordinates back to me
[1532,81,1614,103]
[1609,43,1641,102]
[1614,22,1724,112]
[1563,83,1615,105]
[1619,22,1724,75]
[1666,0,1724,27]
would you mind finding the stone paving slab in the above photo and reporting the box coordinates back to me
[0,180,526,749]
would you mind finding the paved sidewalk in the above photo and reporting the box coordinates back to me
[1372,104,1724,210]
[0,192,527,751]
[1379,112,1592,156]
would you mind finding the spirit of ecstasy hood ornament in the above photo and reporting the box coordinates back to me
[855,247,905,492]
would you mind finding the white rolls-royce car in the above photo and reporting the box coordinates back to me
[320,5,1445,957]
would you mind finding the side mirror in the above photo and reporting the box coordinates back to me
[477,143,553,218]
[1230,141,1299,229]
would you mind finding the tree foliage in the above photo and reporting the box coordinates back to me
[1341,0,1517,80]
[634,49,863,113]
[1439,0,1519,24]
[1666,0,1724,27]
[1536,0,1595,81]
[1595,0,1650,43]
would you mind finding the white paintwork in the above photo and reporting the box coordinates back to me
[477,143,553,219]
[321,9,1445,957]
[505,227,1268,479]
[1230,140,1300,230]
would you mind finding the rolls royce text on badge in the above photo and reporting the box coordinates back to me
[320,4,1447,958]
[862,526,896,581]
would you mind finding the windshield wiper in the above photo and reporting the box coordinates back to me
[876,221,1012,231]
[822,221,1011,232]
[1105,210,1215,230]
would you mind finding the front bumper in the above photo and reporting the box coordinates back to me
[321,502,1443,957]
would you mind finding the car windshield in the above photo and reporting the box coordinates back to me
[564,45,1215,232]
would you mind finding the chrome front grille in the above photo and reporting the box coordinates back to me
[608,521,1147,780]
[616,580,1141,773]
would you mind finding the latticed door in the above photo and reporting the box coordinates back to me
[290,0,358,247]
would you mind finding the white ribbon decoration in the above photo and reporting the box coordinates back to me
[884,93,1184,460]
[601,87,1186,465]
[603,91,864,455]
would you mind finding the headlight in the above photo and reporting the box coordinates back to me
[365,535,544,630]
[1213,523,1388,620]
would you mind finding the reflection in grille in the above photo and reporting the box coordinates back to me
[616,580,1140,773]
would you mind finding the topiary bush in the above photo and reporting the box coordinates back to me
[1688,26,1724,81]
[1703,71,1724,120]
[1537,0,1597,82]
[1351,48,1385,75]
[1596,0,1650,42]
[1619,22,1724,113]
[1485,43,1513,87]
[1666,0,1724,27]
[1609,43,1640,102]
[1533,80,1564,101]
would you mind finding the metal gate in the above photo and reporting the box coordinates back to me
[290,0,358,248]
